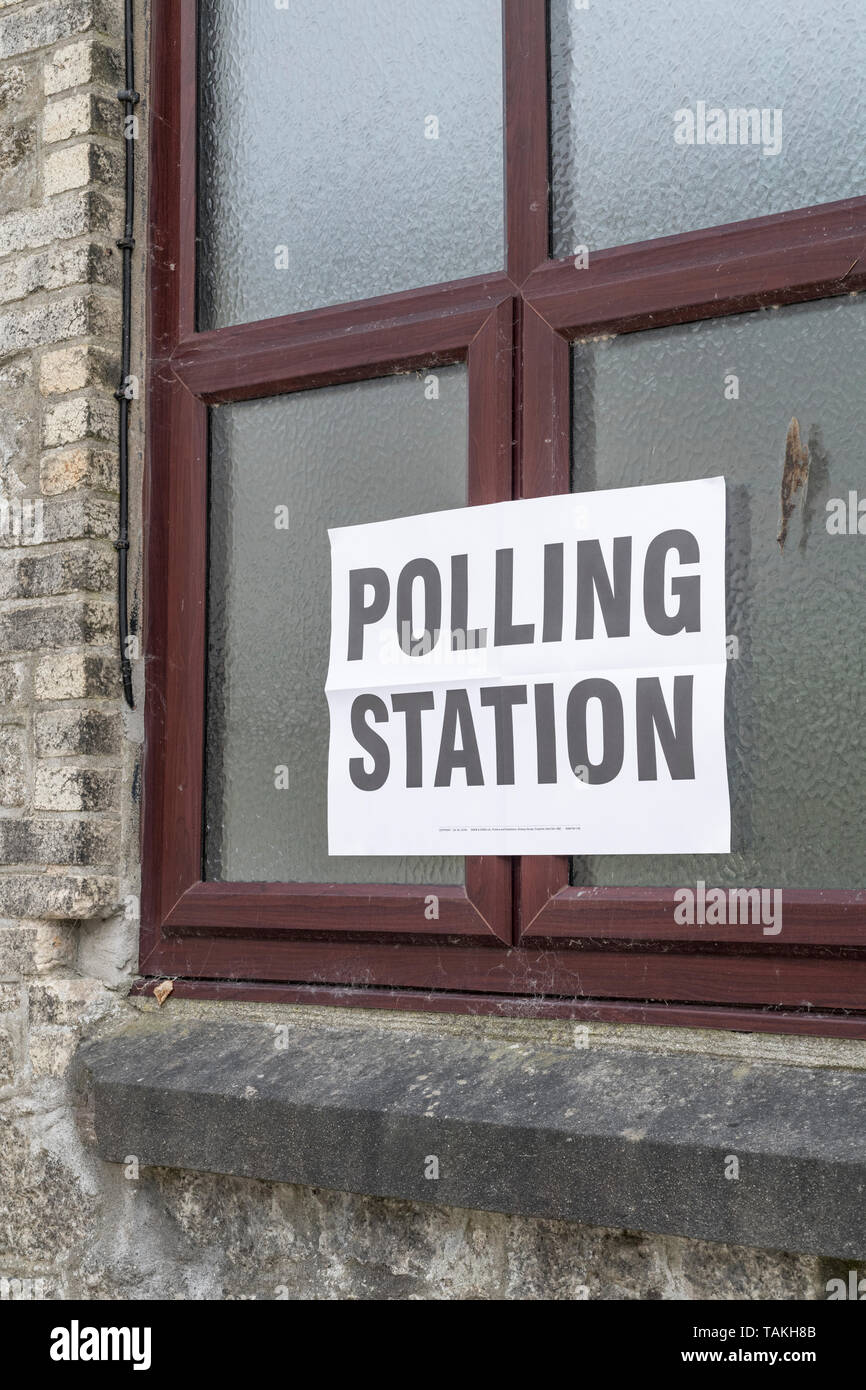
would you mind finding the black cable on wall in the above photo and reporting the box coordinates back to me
[115,0,138,709]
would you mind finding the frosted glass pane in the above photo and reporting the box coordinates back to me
[550,0,866,254]
[205,368,468,884]
[570,293,866,890]
[198,0,504,328]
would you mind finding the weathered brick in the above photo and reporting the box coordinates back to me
[0,659,26,705]
[77,908,137,983]
[29,1024,78,1078]
[33,650,118,701]
[0,869,118,919]
[39,344,115,395]
[0,291,117,356]
[0,63,26,111]
[43,38,122,96]
[0,0,133,1129]
[0,56,40,133]
[0,816,119,865]
[0,294,86,353]
[0,725,27,805]
[0,921,76,977]
[0,359,34,475]
[0,1023,13,1085]
[43,92,120,143]
[0,243,118,306]
[41,391,116,446]
[0,494,118,551]
[35,706,121,757]
[0,599,114,654]
[0,392,39,519]
[0,116,37,210]
[45,141,91,197]
[40,445,117,494]
[33,764,118,812]
[0,981,19,1012]
[44,140,123,197]
[28,972,112,1023]
[0,188,116,258]
[0,1,119,62]
[11,493,116,547]
[0,352,30,388]
[0,544,113,601]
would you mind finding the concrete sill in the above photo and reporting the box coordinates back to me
[78,1014,866,1259]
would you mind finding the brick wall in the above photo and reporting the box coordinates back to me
[0,0,138,1119]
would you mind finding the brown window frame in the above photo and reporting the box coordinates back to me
[141,0,866,1038]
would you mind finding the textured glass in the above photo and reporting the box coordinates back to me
[570,294,866,890]
[206,368,468,884]
[198,0,504,329]
[550,0,866,254]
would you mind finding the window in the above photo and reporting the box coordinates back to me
[142,0,866,1038]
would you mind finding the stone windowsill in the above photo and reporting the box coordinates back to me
[77,1013,866,1260]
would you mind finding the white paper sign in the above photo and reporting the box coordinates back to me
[326,478,730,856]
